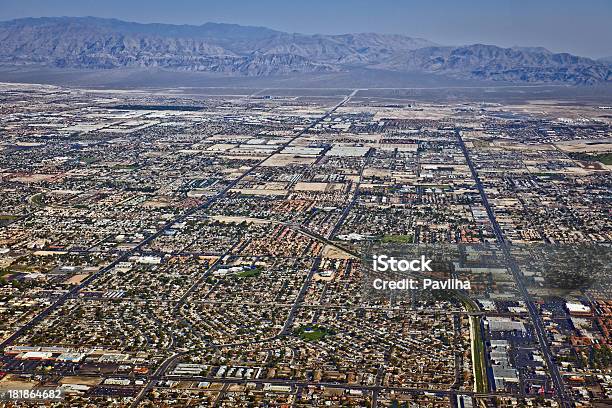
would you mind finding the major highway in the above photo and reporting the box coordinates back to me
[456,129,571,408]
[124,90,359,406]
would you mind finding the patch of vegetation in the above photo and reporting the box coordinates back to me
[589,345,612,369]
[471,316,488,393]
[598,153,612,165]
[569,151,612,165]
[294,325,335,342]
[236,267,262,278]
[30,193,46,207]
[459,297,488,393]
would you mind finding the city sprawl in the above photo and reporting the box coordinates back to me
[0,84,610,407]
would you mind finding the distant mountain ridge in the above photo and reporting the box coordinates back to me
[379,44,612,84]
[0,16,610,84]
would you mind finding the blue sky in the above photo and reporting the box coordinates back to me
[1,0,611,58]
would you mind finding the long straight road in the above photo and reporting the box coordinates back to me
[0,90,357,353]
[125,90,359,406]
[455,129,571,408]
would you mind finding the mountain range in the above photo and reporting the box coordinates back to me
[0,16,610,85]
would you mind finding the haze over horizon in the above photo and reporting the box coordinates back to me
[1,3,612,408]
[1,0,612,59]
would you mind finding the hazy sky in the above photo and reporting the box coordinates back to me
[2,0,611,58]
